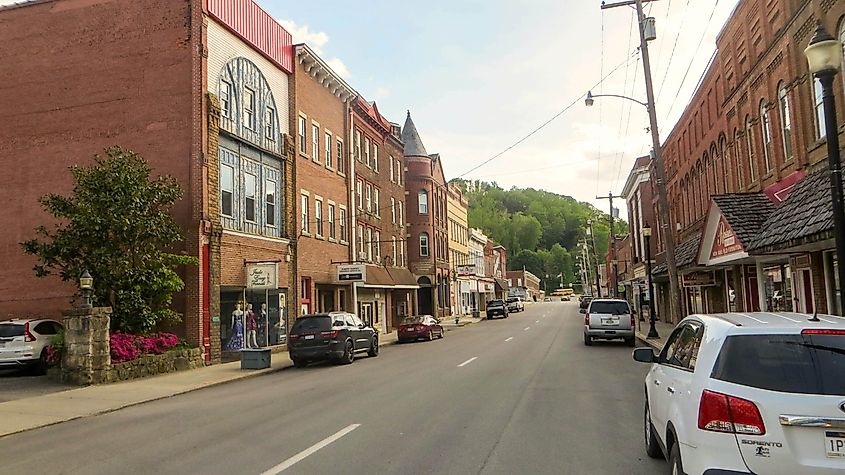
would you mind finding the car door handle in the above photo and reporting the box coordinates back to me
[667,387,675,394]
[653,379,661,386]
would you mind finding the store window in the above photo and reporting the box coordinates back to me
[220,288,287,359]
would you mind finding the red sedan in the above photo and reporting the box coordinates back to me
[398,315,444,343]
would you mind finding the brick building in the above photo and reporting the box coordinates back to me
[351,99,417,332]
[0,0,299,363]
[621,156,658,317]
[506,269,540,302]
[649,0,845,320]
[290,44,356,317]
[403,112,451,318]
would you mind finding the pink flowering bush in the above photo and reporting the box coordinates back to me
[110,332,181,363]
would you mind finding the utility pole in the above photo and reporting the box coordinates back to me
[601,0,682,323]
[597,192,622,298]
[586,221,603,298]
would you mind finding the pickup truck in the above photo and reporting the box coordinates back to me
[506,297,524,313]
[485,299,509,319]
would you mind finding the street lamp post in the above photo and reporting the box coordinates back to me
[805,22,845,316]
[79,269,94,310]
[642,225,659,338]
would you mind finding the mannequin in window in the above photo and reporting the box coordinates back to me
[258,302,268,347]
[245,303,258,348]
[224,303,244,351]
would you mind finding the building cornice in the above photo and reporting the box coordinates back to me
[295,44,357,103]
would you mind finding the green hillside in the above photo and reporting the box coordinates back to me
[452,179,626,292]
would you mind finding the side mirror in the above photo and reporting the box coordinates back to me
[579,308,586,314]
[358,323,365,329]
[632,347,656,363]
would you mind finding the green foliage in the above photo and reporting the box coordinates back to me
[455,179,626,290]
[21,147,197,333]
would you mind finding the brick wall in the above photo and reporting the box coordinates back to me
[0,0,198,319]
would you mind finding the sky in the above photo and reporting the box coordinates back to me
[1,0,741,219]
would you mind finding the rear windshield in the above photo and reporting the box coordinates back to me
[291,317,331,333]
[489,300,504,306]
[589,301,630,315]
[0,324,24,337]
[712,334,845,396]
[402,316,423,325]
[506,298,518,303]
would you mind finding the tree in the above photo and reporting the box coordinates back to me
[22,146,197,333]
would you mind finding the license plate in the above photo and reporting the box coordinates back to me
[826,431,845,457]
[601,318,618,326]
[304,335,315,340]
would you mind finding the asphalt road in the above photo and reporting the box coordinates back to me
[0,302,666,475]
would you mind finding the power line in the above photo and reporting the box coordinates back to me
[612,10,637,192]
[655,0,691,102]
[595,9,607,198]
[457,51,639,179]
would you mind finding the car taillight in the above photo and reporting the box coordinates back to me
[416,325,424,331]
[584,313,590,325]
[24,322,36,342]
[698,390,765,435]
[802,329,845,335]
[630,314,635,327]
[320,330,339,338]
[288,334,300,340]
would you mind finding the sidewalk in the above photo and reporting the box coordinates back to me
[441,315,485,328]
[0,332,401,439]
[634,319,675,351]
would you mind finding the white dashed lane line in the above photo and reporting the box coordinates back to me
[524,327,531,331]
[260,424,361,474]
[505,337,514,342]
[458,357,478,367]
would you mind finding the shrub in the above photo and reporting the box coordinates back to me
[110,331,181,363]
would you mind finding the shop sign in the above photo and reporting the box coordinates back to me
[710,215,743,259]
[457,264,476,276]
[484,283,494,292]
[337,264,366,282]
[683,272,717,287]
[246,263,277,289]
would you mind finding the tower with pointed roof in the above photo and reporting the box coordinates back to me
[403,112,451,318]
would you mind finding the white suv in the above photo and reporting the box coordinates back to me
[633,312,845,475]
[0,319,63,374]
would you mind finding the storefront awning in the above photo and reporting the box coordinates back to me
[653,233,701,276]
[359,266,420,289]
[697,193,775,267]
[494,278,509,292]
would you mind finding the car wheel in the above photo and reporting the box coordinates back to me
[487,316,492,320]
[439,328,445,338]
[669,441,684,475]
[368,337,379,357]
[339,340,354,365]
[36,349,50,375]
[644,402,663,459]
[428,330,434,341]
[292,358,307,368]
[583,334,593,346]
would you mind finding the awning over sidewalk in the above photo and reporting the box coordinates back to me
[360,266,420,289]
[494,278,509,292]
[697,193,776,266]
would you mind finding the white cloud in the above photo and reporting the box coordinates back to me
[279,19,350,79]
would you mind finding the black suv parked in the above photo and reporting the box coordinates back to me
[486,299,509,319]
[288,312,378,367]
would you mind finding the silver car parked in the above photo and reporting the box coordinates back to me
[581,299,635,346]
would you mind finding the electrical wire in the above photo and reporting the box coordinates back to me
[456,51,640,179]
[655,0,691,103]
[612,10,636,193]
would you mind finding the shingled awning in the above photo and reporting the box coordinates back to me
[711,193,776,246]
[653,233,701,275]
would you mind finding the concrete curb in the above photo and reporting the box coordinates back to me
[635,334,662,351]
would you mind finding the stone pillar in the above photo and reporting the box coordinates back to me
[62,307,111,385]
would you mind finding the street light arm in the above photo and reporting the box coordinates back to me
[586,92,649,108]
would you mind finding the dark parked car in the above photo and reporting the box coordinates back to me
[579,296,593,309]
[486,299,509,319]
[398,315,444,342]
[288,312,378,367]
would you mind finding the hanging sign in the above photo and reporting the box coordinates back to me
[457,264,476,276]
[246,263,277,289]
[683,271,717,287]
[338,264,366,282]
[710,215,743,259]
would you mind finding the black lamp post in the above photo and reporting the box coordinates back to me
[79,269,94,309]
[805,22,845,316]
[642,225,659,339]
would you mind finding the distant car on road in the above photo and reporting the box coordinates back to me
[543,297,553,302]
[560,295,571,301]
[581,299,635,346]
[0,318,63,374]
[398,315,444,343]
[633,312,845,475]
[288,312,378,367]
[485,300,509,319]
[506,297,524,313]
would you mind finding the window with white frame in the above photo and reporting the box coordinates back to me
[336,138,344,174]
[814,77,826,140]
[328,204,336,239]
[391,197,396,224]
[418,189,428,214]
[243,87,255,130]
[355,130,362,161]
[356,179,363,209]
[745,116,756,182]
[389,157,394,182]
[396,159,402,185]
[367,228,373,262]
[366,184,372,212]
[312,124,320,159]
[265,107,275,140]
[221,80,232,118]
[265,179,276,227]
[420,232,429,256]
[357,224,364,256]
[398,201,404,227]
[373,143,379,172]
[364,137,371,167]
[221,164,234,217]
[315,199,323,237]
[374,230,381,261]
[760,101,773,173]
[779,83,793,161]
[392,236,397,265]
[400,239,405,266]
[298,116,307,154]
[301,194,309,234]
[339,207,347,242]
[244,172,257,222]
[374,188,380,216]
[325,132,332,168]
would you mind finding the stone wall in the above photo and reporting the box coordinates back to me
[62,307,111,385]
[109,348,204,383]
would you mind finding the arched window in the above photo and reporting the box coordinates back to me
[710,144,719,195]
[745,116,757,184]
[719,135,729,193]
[760,100,773,173]
[813,77,826,140]
[778,83,794,161]
[420,232,430,257]
[734,129,744,190]
[418,189,429,214]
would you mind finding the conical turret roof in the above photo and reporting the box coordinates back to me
[401,111,428,156]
